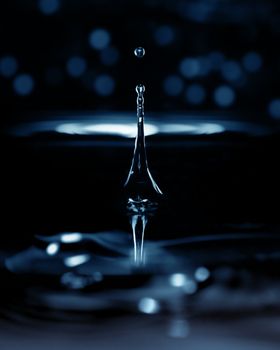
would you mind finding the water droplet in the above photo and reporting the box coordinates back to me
[124,84,163,205]
[136,84,145,94]
[134,47,145,58]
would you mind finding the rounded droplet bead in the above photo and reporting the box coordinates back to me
[136,84,145,95]
[134,47,145,58]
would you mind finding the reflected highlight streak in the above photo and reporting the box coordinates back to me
[64,254,90,267]
[56,123,158,138]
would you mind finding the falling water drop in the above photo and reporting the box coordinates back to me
[125,47,163,264]
[134,47,145,58]
[124,82,163,210]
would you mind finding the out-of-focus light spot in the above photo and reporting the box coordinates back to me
[100,47,120,66]
[66,56,87,78]
[93,271,103,282]
[84,123,156,137]
[161,123,224,135]
[163,75,184,96]
[89,29,111,50]
[45,67,63,85]
[56,122,158,137]
[268,99,280,119]
[38,0,60,15]
[221,61,243,82]
[198,57,211,76]
[214,85,235,107]
[93,74,115,96]
[61,272,89,290]
[13,74,34,96]
[170,273,187,287]
[64,254,90,268]
[181,3,211,22]
[242,52,263,72]
[184,280,197,294]
[179,58,200,79]
[46,243,59,256]
[138,298,160,314]
[185,83,206,105]
[208,51,225,70]
[195,267,210,282]
[168,319,189,338]
[154,25,175,46]
[61,233,82,243]
[0,56,18,78]
[56,121,223,137]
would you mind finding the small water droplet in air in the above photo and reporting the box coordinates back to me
[136,84,145,94]
[134,47,145,58]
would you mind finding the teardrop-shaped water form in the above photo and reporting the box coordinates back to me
[124,84,163,208]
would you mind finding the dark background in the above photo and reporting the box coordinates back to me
[1,0,280,122]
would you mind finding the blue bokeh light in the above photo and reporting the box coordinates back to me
[66,56,87,78]
[100,47,120,66]
[179,58,200,79]
[214,85,236,107]
[180,3,211,23]
[198,57,211,76]
[38,0,60,15]
[268,99,280,119]
[163,75,184,96]
[221,60,243,82]
[93,74,115,96]
[242,52,263,72]
[13,74,34,96]
[0,56,18,78]
[89,29,111,50]
[154,25,175,46]
[138,298,160,314]
[185,83,206,105]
